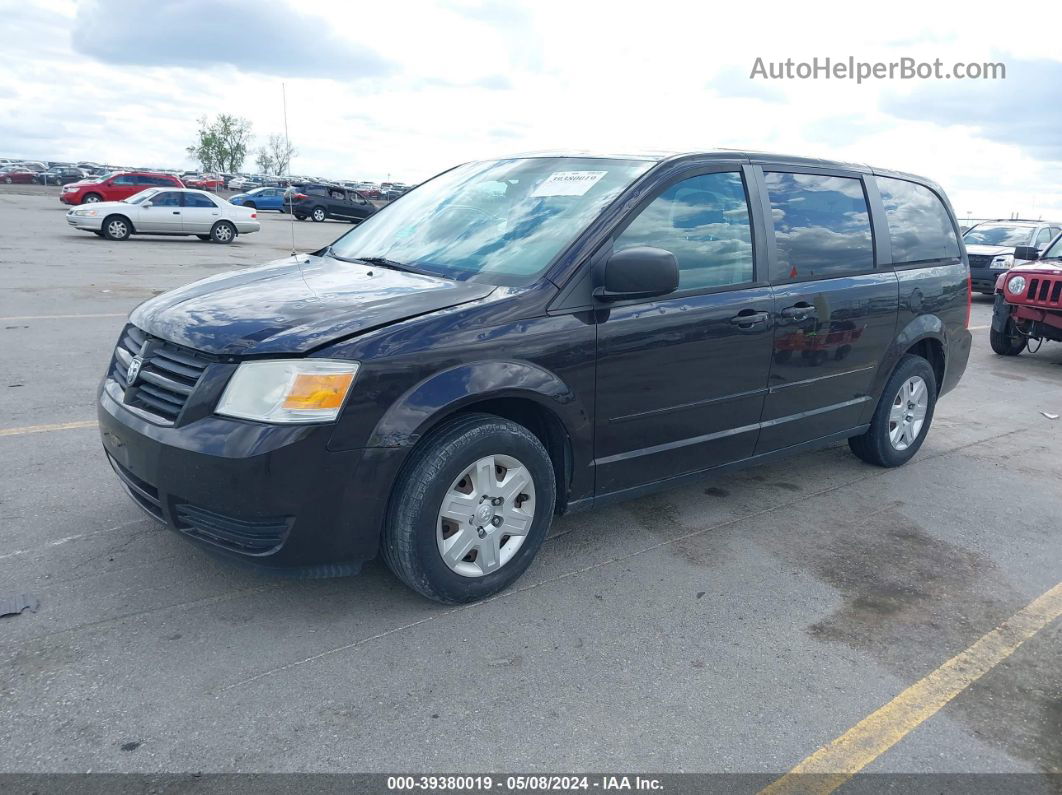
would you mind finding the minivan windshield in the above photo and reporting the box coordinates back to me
[328,157,654,286]
[963,223,1035,247]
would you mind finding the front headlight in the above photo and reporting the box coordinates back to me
[1007,275,1027,295]
[991,254,1015,269]
[216,359,359,423]
[74,208,97,216]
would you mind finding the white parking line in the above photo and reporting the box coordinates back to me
[0,313,126,322]
[0,420,98,438]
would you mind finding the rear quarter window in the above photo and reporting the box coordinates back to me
[875,176,960,264]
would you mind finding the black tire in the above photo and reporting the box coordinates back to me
[294,213,306,221]
[310,206,327,222]
[101,214,132,241]
[82,193,102,204]
[210,221,236,244]
[989,317,1027,356]
[196,234,211,241]
[92,231,105,237]
[3,177,11,184]
[382,413,557,604]
[849,354,937,468]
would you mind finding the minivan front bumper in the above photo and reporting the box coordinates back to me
[98,382,403,576]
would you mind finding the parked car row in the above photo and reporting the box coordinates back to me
[963,218,1062,294]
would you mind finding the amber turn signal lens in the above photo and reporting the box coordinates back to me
[282,373,355,410]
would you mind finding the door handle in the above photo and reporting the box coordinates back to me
[172,211,180,215]
[780,304,815,319]
[730,310,769,327]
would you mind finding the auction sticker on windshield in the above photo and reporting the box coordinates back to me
[531,171,607,197]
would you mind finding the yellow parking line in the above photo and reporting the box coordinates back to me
[0,313,126,322]
[761,580,1062,795]
[0,420,98,438]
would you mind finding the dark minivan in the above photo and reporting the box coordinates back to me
[99,151,971,603]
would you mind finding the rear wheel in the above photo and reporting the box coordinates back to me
[196,234,211,241]
[849,354,937,468]
[311,206,326,222]
[102,215,131,241]
[382,413,556,604]
[989,317,1027,356]
[210,221,236,244]
[82,193,102,204]
[245,201,256,210]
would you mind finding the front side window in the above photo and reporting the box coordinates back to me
[1034,227,1054,250]
[330,157,654,286]
[614,172,754,290]
[875,176,960,264]
[962,223,1035,247]
[766,172,874,281]
[150,192,182,207]
[1042,234,1062,260]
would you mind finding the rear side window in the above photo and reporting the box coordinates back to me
[614,171,754,290]
[185,193,217,208]
[765,172,873,281]
[875,177,960,264]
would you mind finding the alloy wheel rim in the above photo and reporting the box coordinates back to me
[436,454,535,578]
[888,375,928,451]
[216,225,232,241]
[107,220,126,238]
[85,195,99,202]
[313,209,324,220]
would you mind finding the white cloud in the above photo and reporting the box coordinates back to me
[0,0,1060,219]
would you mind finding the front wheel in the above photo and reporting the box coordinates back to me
[196,234,211,241]
[82,193,102,204]
[210,221,236,244]
[989,317,1027,356]
[244,201,256,210]
[849,354,937,468]
[382,413,556,604]
[102,215,132,241]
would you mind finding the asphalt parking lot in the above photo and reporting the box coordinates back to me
[1,185,1060,780]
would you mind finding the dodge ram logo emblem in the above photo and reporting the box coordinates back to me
[126,356,144,385]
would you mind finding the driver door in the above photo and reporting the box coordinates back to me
[593,167,775,494]
[136,191,184,233]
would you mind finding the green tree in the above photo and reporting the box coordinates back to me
[186,114,253,173]
[265,134,296,176]
[254,148,273,174]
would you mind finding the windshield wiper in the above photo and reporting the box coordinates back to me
[354,256,424,273]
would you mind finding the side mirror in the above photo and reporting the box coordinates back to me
[1013,246,1039,262]
[593,246,679,302]
[142,201,153,208]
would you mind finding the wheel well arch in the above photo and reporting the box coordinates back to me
[408,396,574,515]
[904,337,945,393]
[102,212,135,233]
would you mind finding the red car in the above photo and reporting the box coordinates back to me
[60,172,185,205]
[184,174,224,190]
[0,167,37,184]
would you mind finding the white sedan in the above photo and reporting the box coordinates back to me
[65,188,260,243]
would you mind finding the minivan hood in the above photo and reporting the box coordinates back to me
[965,244,1014,256]
[130,254,496,355]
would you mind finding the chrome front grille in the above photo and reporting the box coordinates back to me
[110,325,211,424]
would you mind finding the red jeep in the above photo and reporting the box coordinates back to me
[990,240,1062,355]
[61,172,184,205]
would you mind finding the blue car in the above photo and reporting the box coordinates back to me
[228,187,289,212]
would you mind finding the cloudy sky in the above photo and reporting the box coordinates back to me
[3,0,1062,219]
